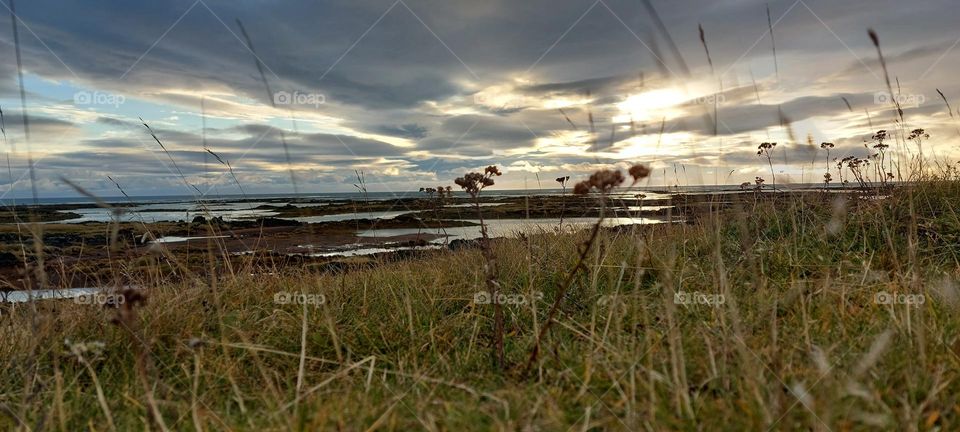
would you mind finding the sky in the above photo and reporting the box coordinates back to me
[0,0,958,198]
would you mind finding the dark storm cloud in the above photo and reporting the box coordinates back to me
[659,92,877,136]
[2,0,955,105]
[80,122,409,175]
[0,0,784,105]
[519,73,647,96]
[371,123,428,139]
[0,0,956,195]
[0,113,75,131]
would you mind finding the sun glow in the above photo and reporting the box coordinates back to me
[614,88,689,123]
[613,131,695,159]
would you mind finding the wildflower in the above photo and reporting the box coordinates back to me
[908,128,929,141]
[573,182,590,195]
[455,166,501,198]
[757,142,776,156]
[757,142,778,188]
[455,166,504,368]
[872,130,888,143]
[820,142,834,149]
[572,169,625,195]
[823,172,832,184]
[628,164,651,183]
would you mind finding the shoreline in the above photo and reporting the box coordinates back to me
[0,187,889,292]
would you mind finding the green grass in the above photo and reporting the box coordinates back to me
[2,182,960,430]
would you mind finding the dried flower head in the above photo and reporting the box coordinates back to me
[573,169,625,195]
[573,181,590,195]
[820,142,834,149]
[872,130,888,143]
[757,142,777,156]
[455,166,500,198]
[908,128,929,141]
[628,164,651,183]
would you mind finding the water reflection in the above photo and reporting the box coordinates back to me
[358,217,670,243]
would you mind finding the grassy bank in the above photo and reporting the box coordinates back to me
[2,181,960,430]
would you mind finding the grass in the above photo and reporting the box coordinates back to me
[2,175,960,430]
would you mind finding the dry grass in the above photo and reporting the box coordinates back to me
[2,175,960,430]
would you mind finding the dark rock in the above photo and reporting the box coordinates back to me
[402,238,429,247]
[448,238,481,251]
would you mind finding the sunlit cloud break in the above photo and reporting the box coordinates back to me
[0,0,958,197]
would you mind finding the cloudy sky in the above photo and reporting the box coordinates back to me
[0,0,958,197]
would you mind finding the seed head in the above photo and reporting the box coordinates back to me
[757,142,777,156]
[628,164,651,183]
[908,128,929,141]
[573,181,590,195]
[484,165,502,176]
[573,169,625,195]
[455,165,500,197]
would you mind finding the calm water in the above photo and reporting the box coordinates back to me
[290,210,417,224]
[2,183,847,206]
[359,217,671,243]
[4,184,847,225]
